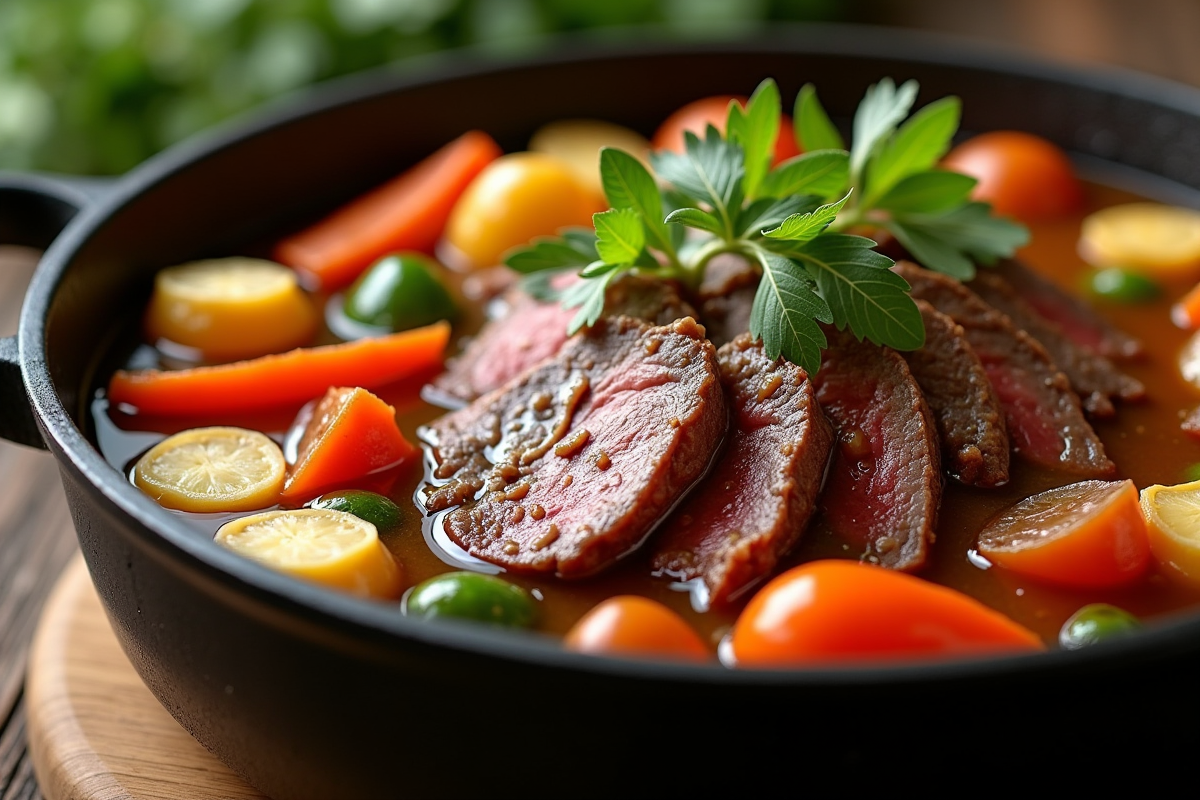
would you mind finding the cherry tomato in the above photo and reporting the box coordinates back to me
[563,595,710,661]
[442,152,603,270]
[941,130,1083,223]
[729,560,1044,667]
[652,95,801,164]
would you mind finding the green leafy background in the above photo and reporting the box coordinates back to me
[0,0,842,175]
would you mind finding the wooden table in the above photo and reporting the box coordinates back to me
[2,4,1198,797]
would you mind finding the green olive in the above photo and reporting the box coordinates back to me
[343,252,457,332]
[307,489,404,535]
[405,571,538,629]
[1088,268,1161,303]
[1058,603,1142,650]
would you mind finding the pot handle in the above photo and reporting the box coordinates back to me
[0,171,119,449]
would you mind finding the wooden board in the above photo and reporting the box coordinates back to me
[24,555,269,800]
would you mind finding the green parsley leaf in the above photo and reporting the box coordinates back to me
[795,84,844,151]
[561,267,625,334]
[665,207,725,236]
[759,149,850,200]
[737,195,820,238]
[580,259,621,279]
[519,268,573,302]
[888,202,1030,279]
[748,247,831,374]
[864,96,960,206]
[874,169,976,214]
[599,147,675,257]
[789,233,924,350]
[726,78,780,200]
[504,235,596,274]
[850,78,918,184]
[593,208,645,265]
[763,192,851,244]
[651,128,745,234]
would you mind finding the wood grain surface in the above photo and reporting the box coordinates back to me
[25,556,267,800]
[2,4,1200,798]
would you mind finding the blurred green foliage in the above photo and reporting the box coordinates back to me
[0,0,841,175]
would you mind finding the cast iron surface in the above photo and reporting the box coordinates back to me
[6,24,1200,796]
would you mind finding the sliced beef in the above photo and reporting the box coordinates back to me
[896,262,1115,477]
[995,259,1143,360]
[651,334,834,607]
[903,300,1010,487]
[813,328,942,571]
[697,253,759,349]
[431,274,696,405]
[421,316,726,578]
[968,270,1144,417]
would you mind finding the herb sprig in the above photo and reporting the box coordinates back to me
[504,78,1029,374]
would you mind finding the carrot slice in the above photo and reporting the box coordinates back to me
[281,387,418,504]
[274,130,502,290]
[976,479,1151,589]
[108,321,449,416]
[1173,281,1200,329]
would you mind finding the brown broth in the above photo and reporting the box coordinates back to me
[95,180,1200,651]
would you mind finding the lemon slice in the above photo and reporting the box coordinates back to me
[215,508,402,599]
[1140,480,1200,584]
[134,427,285,512]
[144,257,317,360]
[1079,203,1200,279]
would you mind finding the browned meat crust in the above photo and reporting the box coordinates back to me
[651,334,834,607]
[903,301,1010,487]
[896,262,1115,477]
[969,270,1144,417]
[421,316,726,578]
[813,328,942,572]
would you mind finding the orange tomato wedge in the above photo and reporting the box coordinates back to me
[729,561,1042,667]
[563,596,710,662]
[976,479,1150,589]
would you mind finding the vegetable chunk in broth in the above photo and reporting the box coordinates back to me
[94,78,1200,667]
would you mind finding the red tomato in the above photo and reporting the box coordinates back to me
[652,95,802,164]
[941,130,1083,223]
[729,560,1044,667]
[563,595,710,661]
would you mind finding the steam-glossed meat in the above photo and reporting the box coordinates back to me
[897,262,1115,477]
[432,274,696,405]
[652,335,834,607]
[421,316,726,578]
[697,253,758,348]
[969,270,1144,417]
[814,328,942,571]
[903,301,1010,487]
[995,259,1143,360]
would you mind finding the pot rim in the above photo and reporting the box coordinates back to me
[19,21,1200,686]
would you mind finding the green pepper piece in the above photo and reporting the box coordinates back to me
[1089,268,1161,303]
[1058,603,1142,650]
[343,253,458,331]
[307,489,404,535]
[405,571,538,629]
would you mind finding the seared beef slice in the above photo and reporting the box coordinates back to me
[896,262,1115,477]
[814,329,942,571]
[422,316,726,577]
[968,270,1144,417]
[652,335,834,607]
[903,300,1010,487]
[433,275,695,404]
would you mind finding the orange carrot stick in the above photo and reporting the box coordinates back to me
[108,322,450,416]
[1173,281,1200,329]
[274,131,502,291]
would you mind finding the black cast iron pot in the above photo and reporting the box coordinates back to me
[4,25,1200,797]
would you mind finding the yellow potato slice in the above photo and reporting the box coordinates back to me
[145,257,317,360]
[1079,203,1200,279]
[528,119,651,197]
[134,426,285,512]
[1140,480,1200,584]
[215,508,402,599]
